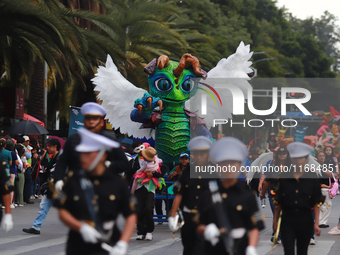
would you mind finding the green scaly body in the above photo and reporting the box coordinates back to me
[148,61,197,168]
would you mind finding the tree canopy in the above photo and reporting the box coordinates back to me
[1,0,339,135]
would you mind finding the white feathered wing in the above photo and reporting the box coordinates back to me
[92,55,152,139]
[247,152,273,184]
[186,41,253,129]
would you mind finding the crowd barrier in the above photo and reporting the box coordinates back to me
[154,178,174,222]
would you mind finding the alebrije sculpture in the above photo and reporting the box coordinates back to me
[93,42,253,169]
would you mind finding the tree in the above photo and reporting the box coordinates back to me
[0,0,100,122]
[290,11,340,74]
[48,0,210,123]
[0,0,97,88]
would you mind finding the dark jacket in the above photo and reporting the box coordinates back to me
[54,130,129,182]
[41,152,59,197]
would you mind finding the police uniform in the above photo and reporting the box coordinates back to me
[275,142,322,255]
[54,102,129,184]
[54,129,137,255]
[173,137,213,255]
[198,137,265,255]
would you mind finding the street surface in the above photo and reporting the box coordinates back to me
[1,194,340,255]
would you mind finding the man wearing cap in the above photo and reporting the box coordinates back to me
[168,153,190,182]
[273,142,322,255]
[22,136,32,166]
[168,136,213,255]
[54,102,129,192]
[54,128,137,255]
[155,153,190,225]
[197,137,264,255]
[23,138,61,234]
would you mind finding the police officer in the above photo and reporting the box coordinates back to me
[54,102,129,191]
[273,142,322,255]
[197,137,264,255]
[168,136,213,255]
[54,128,137,255]
[0,160,14,232]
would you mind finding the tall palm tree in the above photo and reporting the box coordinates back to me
[0,0,94,87]
[0,0,123,123]
[0,0,94,122]
[49,0,205,119]
[1,0,211,126]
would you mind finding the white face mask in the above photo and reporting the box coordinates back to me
[134,144,145,154]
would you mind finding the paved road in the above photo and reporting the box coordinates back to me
[1,194,339,255]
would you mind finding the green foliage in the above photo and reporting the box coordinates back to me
[1,0,340,136]
[207,0,338,78]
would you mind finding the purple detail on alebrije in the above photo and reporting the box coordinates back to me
[144,58,157,75]
[151,112,162,120]
[196,117,206,125]
[200,68,207,79]
[183,107,197,117]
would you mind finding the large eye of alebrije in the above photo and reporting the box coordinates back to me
[181,78,196,92]
[155,78,172,92]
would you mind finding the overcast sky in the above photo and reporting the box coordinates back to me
[276,0,340,24]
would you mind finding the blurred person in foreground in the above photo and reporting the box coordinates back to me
[197,137,264,255]
[54,128,137,255]
[54,102,129,192]
[168,136,213,255]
